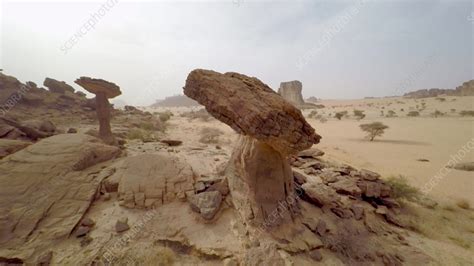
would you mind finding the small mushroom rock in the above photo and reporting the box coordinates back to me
[183,69,321,227]
[74,77,121,145]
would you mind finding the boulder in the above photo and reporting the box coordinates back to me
[188,191,223,220]
[110,154,195,209]
[43,77,75,94]
[297,147,325,158]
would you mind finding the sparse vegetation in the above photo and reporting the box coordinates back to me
[431,110,445,118]
[359,122,389,141]
[386,110,397,117]
[334,111,348,120]
[385,175,420,201]
[307,110,318,118]
[181,109,212,121]
[127,128,154,142]
[436,97,446,102]
[199,127,224,144]
[459,110,474,117]
[407,111,420,117]
[156,111,173,122]
[353,109,366,120]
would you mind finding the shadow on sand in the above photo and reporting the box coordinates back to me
[347,138,431,146]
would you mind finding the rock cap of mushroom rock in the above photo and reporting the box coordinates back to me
[74,77,121,98]
[183,69,321,155]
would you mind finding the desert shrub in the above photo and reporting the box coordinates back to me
[459,110,474,117]
[314,104,325,109]
[308,110,318,118]
[127,128,153,142]
[385,176,420,201]
[407,111,420,117]
[359,122,389,141]
[456,199,470,210]
[319,117,328,123]
[181,109,212,122]
[199,127,224,144]
[386,110,397,117]
[431,110,444,118]
[334,111,348,120]
[400,108,404,112]
[156,111,173,122]
[436,97,446,102]
[353,109,365,120]
[450,108,456,113]
[139,122,155,131]
[380,110,384,117]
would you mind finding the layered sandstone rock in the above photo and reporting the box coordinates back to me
[43,77,75,94]
[0,134,120,260]
[403,79,474,98]
[278,80,305,106]
[184,69,321,226]
[105,154,195,209]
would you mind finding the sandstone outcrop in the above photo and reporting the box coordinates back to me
[75,77,121,145]
[0,139,31,158]
[105,154,195,209]
[403,79,474,98]
[0,134,120,261]
[43,77,75,94]
[184,69,321,226]
[278,80,305,106]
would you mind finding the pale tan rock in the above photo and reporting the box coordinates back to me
[0,134,119,255]
[0,139,31,159]
[111,154,195,209]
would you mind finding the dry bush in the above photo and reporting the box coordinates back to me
[385,110,397,117]
[181,109,212,122]
[127,128,154,142]
[459,110,474,117]
[335,111,348,120]
[319,117,328,123]
[456,199,470,210]
[431,110,445,118]
[199,127,224,144]
[353,109,365,120]
[407,111,420,117]
[436,97,446,102]
[359,122,389,141]
[308,110,318,118]
[156,111,173,122]
[385,176,420,201]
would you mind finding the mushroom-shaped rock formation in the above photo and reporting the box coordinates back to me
[74,77,121,145]
[184,69,321,227]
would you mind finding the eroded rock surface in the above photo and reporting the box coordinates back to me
[184,69,320,155]
[107,154,195,209]
[0,134,120,261]
[278,80,304,106]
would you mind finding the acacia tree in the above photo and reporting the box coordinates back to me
[359,122,389,141]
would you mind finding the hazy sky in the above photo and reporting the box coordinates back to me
[1,0,472,106]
